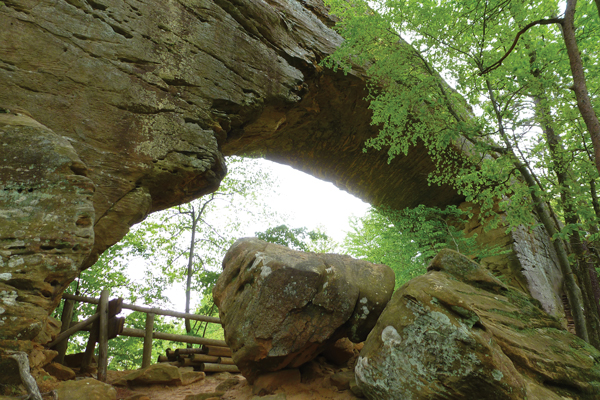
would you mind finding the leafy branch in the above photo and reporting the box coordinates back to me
[480,17,563,75]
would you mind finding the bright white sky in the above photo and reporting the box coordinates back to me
[255,159,371,243]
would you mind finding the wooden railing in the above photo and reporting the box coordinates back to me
[49,290,226,382]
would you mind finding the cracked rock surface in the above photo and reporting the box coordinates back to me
[213,238,395,383]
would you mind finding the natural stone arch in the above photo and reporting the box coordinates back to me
[0,0,463,264]
[0,0,564,370]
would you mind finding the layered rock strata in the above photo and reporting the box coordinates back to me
[213,238,395,383]
[0,110,95,384]
[356,250,600,400]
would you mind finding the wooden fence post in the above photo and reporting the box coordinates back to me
[98,290,109,382]
[80,324,99,371]
[142,313,155,368]
[54,299,74,364]
[80,290,109,377]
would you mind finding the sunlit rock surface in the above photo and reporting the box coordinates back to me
[214,238,395,383]
[356,250,600,400]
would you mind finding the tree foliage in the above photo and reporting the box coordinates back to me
[344,205,505,289]
[325,0,600,346]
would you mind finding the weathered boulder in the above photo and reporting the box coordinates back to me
[113,363,179,386]
[214,376,242,392]
[320,337,355,366]
[44,362,76,381]
[355,250,600,400]
[55,378,116,400]
[213,238,395,383]
[329,370,355,391]
[252,369,301,395]
[0,111,95,344]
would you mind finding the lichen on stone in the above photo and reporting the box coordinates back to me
[356,298,483,399]
[0,290,18,306]
[492,369,504,381]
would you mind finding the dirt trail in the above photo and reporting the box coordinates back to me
[106,364,360,400]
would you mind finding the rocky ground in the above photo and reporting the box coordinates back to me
[14,357,362,400]
[107,363,360,400]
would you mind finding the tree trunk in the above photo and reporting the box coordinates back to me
[561,0,600,177]
[591,180,600,221]
[484,79,590,343]
[185,213,197,335]
[534,95,600,347]
[516,162,589,343]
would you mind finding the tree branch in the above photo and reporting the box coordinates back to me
[480,17,563,75]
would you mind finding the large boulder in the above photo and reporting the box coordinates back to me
[213,238,395,382]
[114,364,185,386]
[355,249,600,400]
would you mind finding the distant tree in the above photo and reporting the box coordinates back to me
[256,224,337,253]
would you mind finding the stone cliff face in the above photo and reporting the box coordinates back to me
[0,0,572,385]
[0,111,95,341]
[0,0,464,270]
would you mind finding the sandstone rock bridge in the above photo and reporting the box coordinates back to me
[0,0,565,362]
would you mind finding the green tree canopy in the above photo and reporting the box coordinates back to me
[256,224,336,253]
[325,0,600,346]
